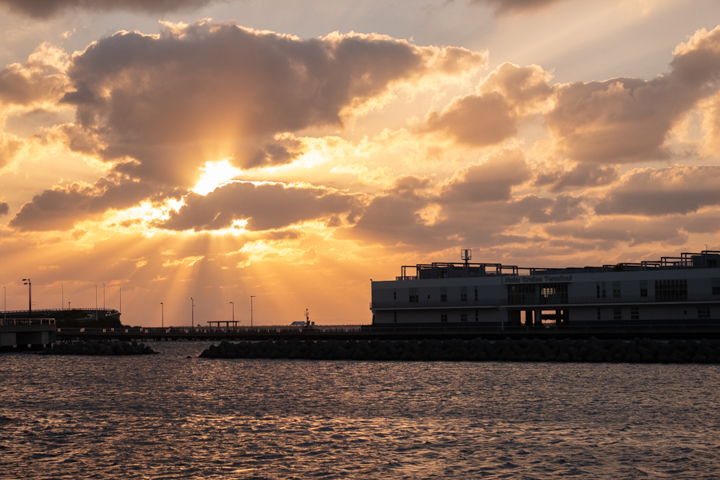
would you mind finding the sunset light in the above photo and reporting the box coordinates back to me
[192,159,243,195]
[4,2,720,478]
[0,0,719,328]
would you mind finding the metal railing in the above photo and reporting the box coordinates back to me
[56,324,364,334]
[1,318,55,326]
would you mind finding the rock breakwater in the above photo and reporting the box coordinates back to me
[200,337,720,363]
[44,340,158,355]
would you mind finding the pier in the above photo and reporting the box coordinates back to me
[55,323,720,342]
[1,318,57,350]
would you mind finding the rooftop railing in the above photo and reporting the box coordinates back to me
[0,318,55,326]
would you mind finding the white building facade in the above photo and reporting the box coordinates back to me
[370,250,720,328]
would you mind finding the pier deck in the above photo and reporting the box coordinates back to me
[56,324,720,342]
[1,319,57,350]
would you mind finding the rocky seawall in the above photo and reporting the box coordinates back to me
[200,337,720,363]
[44,340,157,355]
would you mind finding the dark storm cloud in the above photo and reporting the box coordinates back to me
[158,181,364,232]
[0,0,216,18]
[8,175,167,231]
[60,21,485,188]
[594,166,720,216]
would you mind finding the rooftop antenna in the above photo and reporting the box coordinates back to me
[461,248,472,266]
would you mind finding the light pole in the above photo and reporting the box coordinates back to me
[103,283,105,310]
[191,297,194,328]
[230,301,234,324]
[3,286,6,324]
[250,295,255,328]
[95,284,98,320]
[61,285,64,311]
[160,302,164,328]
[22,279,31,318]
[119,285,121,314]
[68,301,71,310]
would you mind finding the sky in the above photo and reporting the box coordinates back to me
[2,0,720,326]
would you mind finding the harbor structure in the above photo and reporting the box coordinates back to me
[370,249,720,329]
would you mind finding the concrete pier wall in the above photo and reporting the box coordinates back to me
[1,319,56,350]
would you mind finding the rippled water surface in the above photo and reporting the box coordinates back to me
[2,342,720,479]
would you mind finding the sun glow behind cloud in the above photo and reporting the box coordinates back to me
[192,159,243,195]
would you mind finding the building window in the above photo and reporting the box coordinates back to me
[474,288,478,302]
[613,308,622,320]
[440,314,448,322]
[640,280,648,298]
[597,307,601,320]
[712,278,720,295]
[440,287,447,302]
[460,286,467,301]
[409,288,419,303]
[460,313,468,322]
[508,284,537,305]
[613,281,621,298]
[393,311,397,323]
[393,290,397,300]
[698,306,711,319]
[596,282,606,299]
[539,283,568,304]
[475,310,479,322]
[655,279,688,302]
[631,307,639,320]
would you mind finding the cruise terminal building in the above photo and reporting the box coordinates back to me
[370,250,720,329]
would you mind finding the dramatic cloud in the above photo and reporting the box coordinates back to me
[595,165,720,216]
[545,217,689,247]
[440,148,532,202]
[509,194,585,223]
[0,202,8,216]
[0,0,216,18]
[159,181,364,232]
[547,25,720,164]
[420,63,552,146]
[0,44,68,108]
[61,21,485,188]
[8,174,165,231]
[534,163,619,192]
[341,155,583,249]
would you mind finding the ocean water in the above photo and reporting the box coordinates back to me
[1,342,719,479]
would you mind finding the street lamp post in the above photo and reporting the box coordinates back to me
[95,284,98,320]
[103,283,105,310]
[3,286,6,324]
[250,295,255,328]
[61,285,64,311]
[160,302,164,328]
[22,279,31,318]
[191,297,194,328]
[230,301,234,324]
